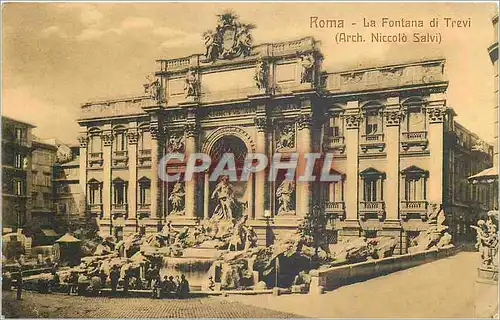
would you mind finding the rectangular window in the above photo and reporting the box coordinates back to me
[139,184,151,204]
[89,184,101,205]
[115,133,126,151]
[404,178,422,201]
[113,182,127,204]
[366,113,378,135]
[14,180,23,196]
[329,116,342,137]
[407,110,425,132]
[330,181,344,202]
[90,135,102,153]
[363,179,377,202]
[14,154,23,169]
[140,131,152,150]
[15,128,25,142]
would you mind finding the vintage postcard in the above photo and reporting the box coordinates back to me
[1,1,499,318]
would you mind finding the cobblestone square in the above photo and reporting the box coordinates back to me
[2,292,303,318]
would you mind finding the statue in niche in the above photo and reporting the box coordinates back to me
[169,181,185,215]
[211,175,238,220]
[254,58,268,90]
[276,177,295,215]
[299,53,315,83]
[167,134,184,153]
[472,211,498,269]
[184,69,199,98]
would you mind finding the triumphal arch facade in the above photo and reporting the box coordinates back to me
[78,13,451,253]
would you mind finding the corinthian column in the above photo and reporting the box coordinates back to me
[296,113,312,217]
[150,121,163,221]
[77,134,88,213]
[254,116,267,219]
[184,122,198,219]
[427,93,447,206]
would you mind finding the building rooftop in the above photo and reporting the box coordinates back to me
[2,115,36,128]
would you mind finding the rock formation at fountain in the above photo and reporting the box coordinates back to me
[408,203,453,253]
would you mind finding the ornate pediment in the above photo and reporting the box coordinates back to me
[203,12,255,62]
[359,167,385,178]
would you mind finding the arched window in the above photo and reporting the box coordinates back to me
[402,98,426,133]
[88,128,102,154]
[139,127,152,151]
[361,102,383,138]
[114,127,127,152]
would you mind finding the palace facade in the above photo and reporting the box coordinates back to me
[77,14,492,253]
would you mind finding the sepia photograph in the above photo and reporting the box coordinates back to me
[1,1,499,318]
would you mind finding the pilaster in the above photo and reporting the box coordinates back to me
[143,104,165,224]
[77,134,88,214]
[427,92,447,205]
[101,124,113,222]
[184,107,199,219]
[253,101,269,220]
[296,108,313,217]
[127,126,139,222]
[344,101,361,221]
[384,97,402,220]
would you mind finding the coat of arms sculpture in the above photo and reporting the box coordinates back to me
[203,12,255,62]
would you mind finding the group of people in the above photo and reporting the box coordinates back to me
[62,263,190,299]
[151,273,190,299]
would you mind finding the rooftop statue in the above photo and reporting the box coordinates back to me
[202,12,255,63]
[144,75,161,102]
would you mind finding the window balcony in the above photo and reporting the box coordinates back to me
[137,203,151,218]
[401,131,428,150]
[360,134,385,153]
[87,203,103,218]
[359,201,385,220]
[88,152,103,167]
[113,150,128,158]
[323,136,345,152]
[112,203,128,219]
[400,200,428,220]
[324,201,345,220]
[112,150,128,167]
[138,149,152,165]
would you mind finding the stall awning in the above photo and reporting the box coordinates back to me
[41,229,58,237]
[55,233,81,243]
[468,166,498,184]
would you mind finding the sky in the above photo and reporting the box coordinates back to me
[2,2,498,144]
